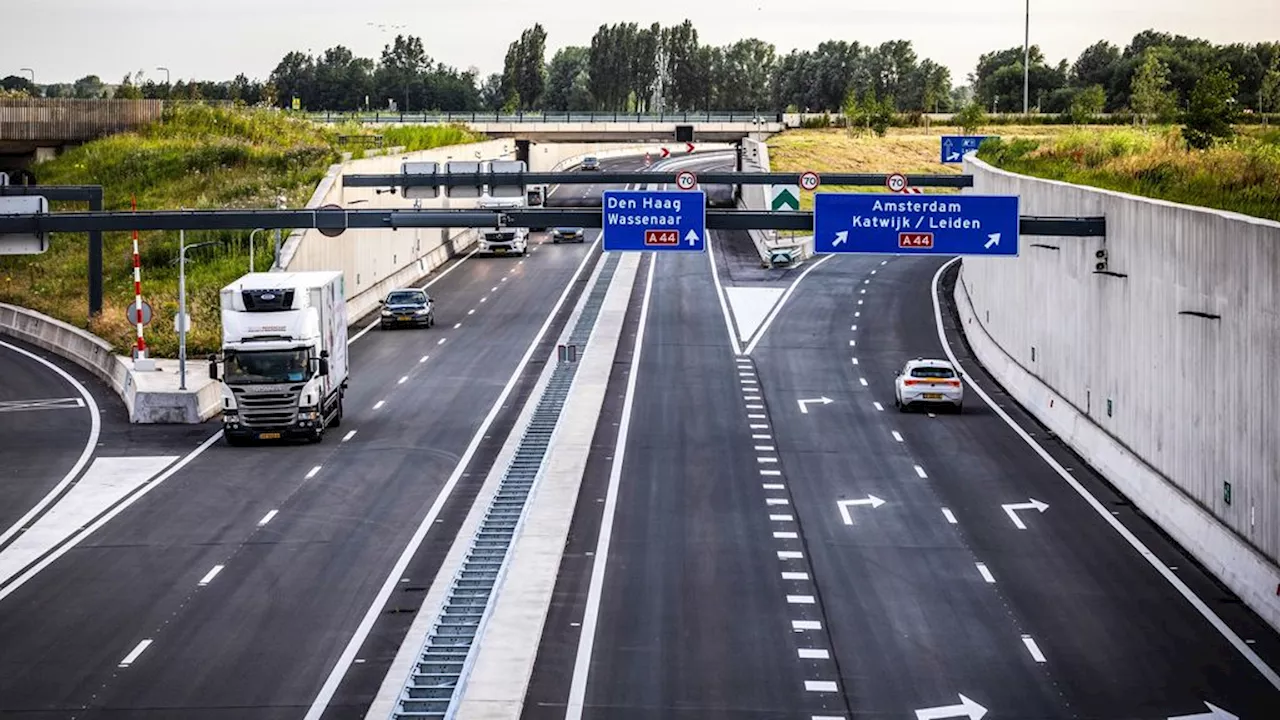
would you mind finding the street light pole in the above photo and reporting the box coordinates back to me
[157,66,170,85]
[248,228,265,272]
[20,68,34,85]
[1023,0,1030,116]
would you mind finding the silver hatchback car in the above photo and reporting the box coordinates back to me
[894,358,963,413]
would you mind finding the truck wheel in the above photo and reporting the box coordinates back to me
[331,398,344,428]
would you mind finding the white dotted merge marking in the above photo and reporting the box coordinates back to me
[777,550,803,560]
[805,680,839,692]
[118,639,153,668]
[773,531,798,539]
[914,465,928,478]
[787,595,816,604]
[258,509,278,526]
[792,620,821,630]
[798,648,830,659]
[1022,635,1047,663]
[892,431,904,443]
[305,466,322,479]
[976,563,996,583]
[942,508,958,524]
[770,514,794,522]
[781,571,809,580]
[198,565,224,587]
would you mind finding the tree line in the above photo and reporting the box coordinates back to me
[3,25,1277,119]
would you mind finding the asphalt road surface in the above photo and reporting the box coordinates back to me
[0,163,631,719]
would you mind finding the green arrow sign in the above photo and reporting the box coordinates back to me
[771,185,800,211]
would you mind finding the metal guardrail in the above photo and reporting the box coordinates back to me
[304,110,782,124]
[391,253,621,719]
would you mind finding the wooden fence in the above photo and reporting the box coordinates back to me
[0,99,164,142]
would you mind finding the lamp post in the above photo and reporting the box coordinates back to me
[1023,0,1030,116]
[248,228,265,272]
[157,66,170,85]
[272,194,286,269]
[177,232,219,390]
[20,68,34,84]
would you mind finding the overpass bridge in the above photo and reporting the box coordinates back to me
[0,99,164,170]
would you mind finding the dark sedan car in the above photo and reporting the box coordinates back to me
[379,288,435,329]
[551,227,586,243]
[580,156,600,171]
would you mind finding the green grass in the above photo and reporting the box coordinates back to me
[978,126,1280,221]
[0,105,483,356]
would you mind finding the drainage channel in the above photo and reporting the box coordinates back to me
[392,253,621,719]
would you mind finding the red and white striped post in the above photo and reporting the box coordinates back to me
[130,195,150,367]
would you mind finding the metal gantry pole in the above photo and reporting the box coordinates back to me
[178,228,187,390]
[1023,0,1031,116]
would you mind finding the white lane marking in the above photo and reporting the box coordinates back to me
[914,465,928,478]
[873,402,884,412]
[743,254,835,355]
[863,279,870,285]
[559,244,652,720]
[760,469,782,477]
[738,372,754,378]
[812,715,845,720]
[740,379,758,385]
[746,404,765,410]
[870,270,877,275]
[309,240,608,720]
[858,299,863,305]
[763,483,786,490]
[753,433,772,440]
[892,431,904,443]
[0,340,102,550]
[792,620,821,630]
[305,466,322,480]
[881,260,888,265]
[744,395,762,401]
[348,249,478,343]
[480,297,488,303]
[806,680,839,692]
[491,286,498,292]
[931,258,1280,690]
[851,325,858,331]
[942,508,958,524]
[798,648,829,659]
[851,358,859,366]
[437,338,447,345]
[501,277,508,283]
[1021,635,1047,663]
[467,309,475,315]
[749,413,767,420]
[258,510,278,526]
[373,400,386,410]
[452,322,462,330]
[198,565,224,587]
[118,639,152,668]
[342,430,357,442]
[398,376,408,385]
[419,355,429,363]
[778,550,803,559]
[848,340,856,347]
[774,531,798,539]
[518,260,524,265]
[758,457,778,464]
[787,595,816,604]
[855,311,861,317]
[859,289,866,294]
[755,445,776,451]
[706,231,744,355]
[976,563,996,583]
[771,514,795,522]
[750,424,769,430]
[859,377,868,386]
[782,571,809,580]
[766,498,789,506]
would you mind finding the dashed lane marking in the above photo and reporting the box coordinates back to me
[305,466,322,480]
[771,515,795,522]
[873,402,884,411]
[914,465,928,478]
[976,563,996,583]
[258,510,278,526]
[342,430,357,442]
[118,639,152,668]
[778,551,803,560]
[792,620,821,630]
[892,431,904,442]
[788,595,816,605]
[1022,634,1047,663]
[942,508,958,524]
[799,648,830,659]
[197,565,224,587]
[805,681,839,693]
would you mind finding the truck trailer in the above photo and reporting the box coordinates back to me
[209,271,349,445]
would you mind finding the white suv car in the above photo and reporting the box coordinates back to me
[894,358,963,413]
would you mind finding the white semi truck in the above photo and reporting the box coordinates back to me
[475,193,529,256]
[209,271,349,445]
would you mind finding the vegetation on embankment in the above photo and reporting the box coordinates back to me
[0,104,482,356]
[977,126,1280,222]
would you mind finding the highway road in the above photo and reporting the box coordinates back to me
[0,159,647,720]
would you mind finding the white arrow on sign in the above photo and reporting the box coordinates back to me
[797,396,833,414]
[685,229,700,245]
[1002,498,1049,529]
[833,231,849,247]
[1168,701,1238,720]
[915,693,988,720]
[947,151,961,161]
[984,233,1000,249]
[837,495,886,524]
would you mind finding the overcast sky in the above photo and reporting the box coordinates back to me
[4,0,1278,86]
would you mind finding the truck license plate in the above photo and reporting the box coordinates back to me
[258,432,281,440]
[495,248,507,253]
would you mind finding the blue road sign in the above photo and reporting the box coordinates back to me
[602,189,706,252]
[813,193,1020,257]
[941,135,995,164]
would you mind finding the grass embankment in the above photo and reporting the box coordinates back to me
[978,127,1280,222]
[0,104,482,356]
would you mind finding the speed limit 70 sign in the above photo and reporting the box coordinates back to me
[675,170,698,190]
[799,171,820,191]
[886,173,908,193]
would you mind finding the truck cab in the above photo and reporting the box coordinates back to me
[210,271,349,445]
[475,193,528,256]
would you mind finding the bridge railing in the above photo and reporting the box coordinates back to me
[0,99,164,142]
[302,110,783,124]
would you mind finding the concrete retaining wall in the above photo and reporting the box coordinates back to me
[959,155,1280,630]
[278,139,517,321]
[530,141,734,172]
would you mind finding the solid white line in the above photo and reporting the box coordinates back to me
[1021,635,1047,663]
[766,498,789,506]
[198,565,224,586]
[771,514,795,522]
[806,680,839,692]
[309,239,607,720]
[892,431,904,443]
[348,249,478,344]
[787,595,815,604]
[873,402,884,411]
[930,257,1280,691]
[453,322,462,330]
[258,510,278,526]
[778,550,803,559]
[859,377,868,386]
[373,400,385,410]
[305,466,322,480]
[798,648,829,659]
[743,254,835,355]
[342,430,357,442]
[0,340,103,550]
[792,620,821,630]
[560,249,653,720]
[976,563,996,583]
[118,639,152,668]
[774,531,799,539]
[398,376,408,385]
[942,508,958,524]
[914,465,928,478]
[706,232,744,355]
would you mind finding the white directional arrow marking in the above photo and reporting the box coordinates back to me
[984,233,1000,249]
[797,396,833,414]
[685,229,700,245]
[1167,701,1239,720]
[837,495,886,524]
[1002,498,1049,529]
[833,230,848,247]
[914,693,988,720]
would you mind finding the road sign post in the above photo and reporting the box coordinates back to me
[601,189,706,253]
[941,135,995,164]
[814,193,1020,256]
